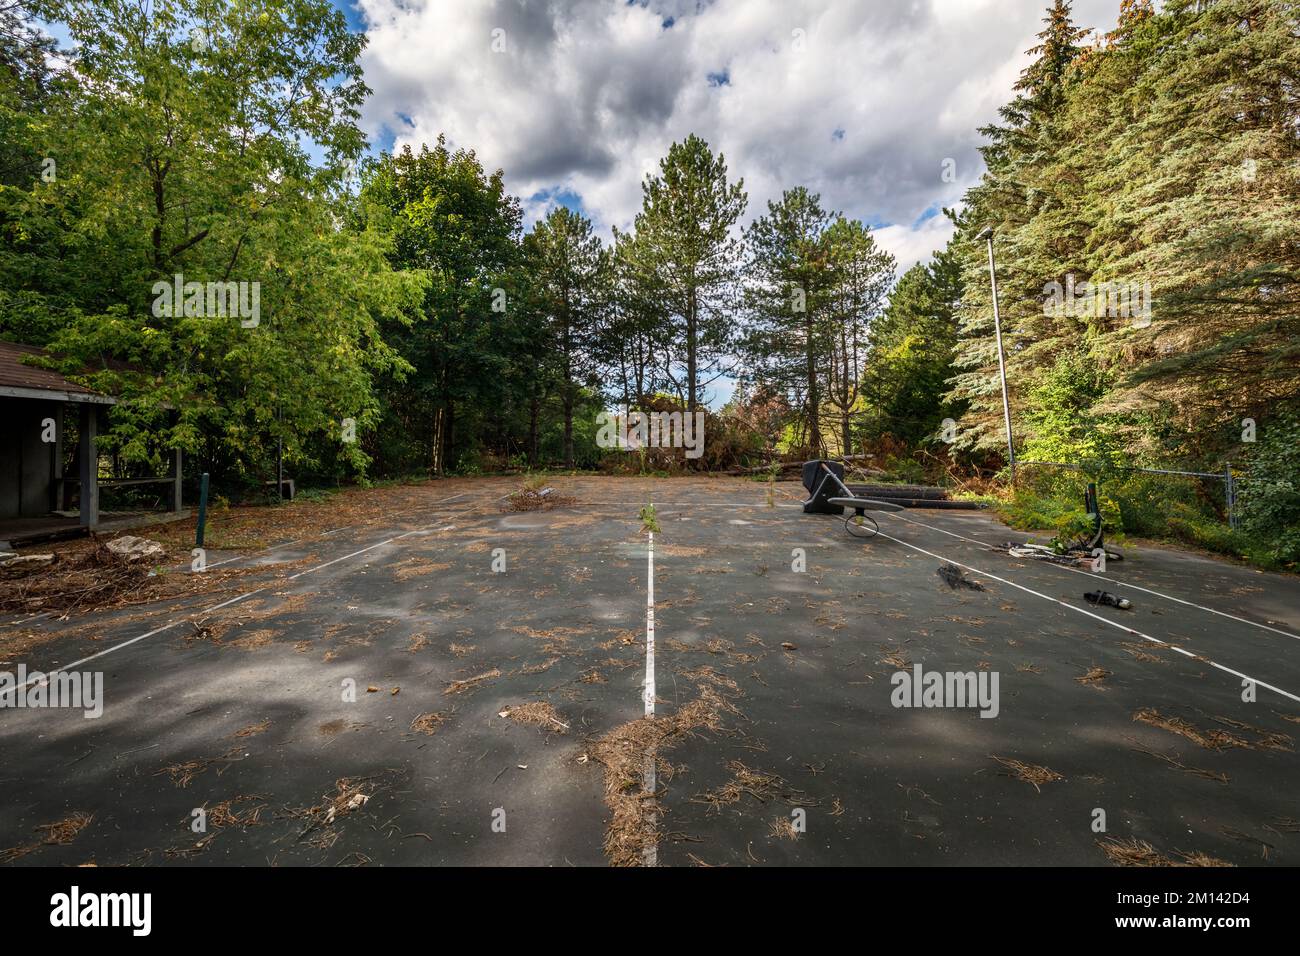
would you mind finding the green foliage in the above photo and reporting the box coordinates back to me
[743,188,894,456]
[858,235,961,449]
[523,206,608,467]
[1238,411,1300,565]
[358,138,522,476]
[639,502,660,534]
[2,0,416,486]
[1003,464,1295,571]
[950,0,1300,467]
[1019,347,1122,470]
[622,134,747,414]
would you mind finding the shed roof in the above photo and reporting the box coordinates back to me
[0,340,118,405]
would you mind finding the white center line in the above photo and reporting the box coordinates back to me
[642,530,658,867]
[645,530,656,718]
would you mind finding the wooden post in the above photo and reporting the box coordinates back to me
[78,403,99,527]
[196,472,209,548]
[173,446,183,511]
[52,403,64,512]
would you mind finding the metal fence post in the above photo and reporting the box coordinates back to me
[1225,467,1237,531]
[196,472,210,548]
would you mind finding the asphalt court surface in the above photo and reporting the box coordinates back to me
[1,476,1297,866]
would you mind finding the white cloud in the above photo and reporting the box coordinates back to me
[357,0,1121,260]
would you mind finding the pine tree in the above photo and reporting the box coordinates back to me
[625,135,747,417]
[523,206,607,468]
[860,230,962,448]
[742,187,837,454]
[823,217,895,455]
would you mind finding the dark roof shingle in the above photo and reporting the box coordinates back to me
[0,341,115,402]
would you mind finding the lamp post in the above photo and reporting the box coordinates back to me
[977,226,1016,480]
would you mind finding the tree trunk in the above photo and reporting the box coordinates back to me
[563,387,574,469]
[528,394,539,467]
[805,310,822,457]
[442,400,455,474]
[430,405,444,476]
[686,288,698,416]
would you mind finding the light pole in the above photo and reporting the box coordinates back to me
[977,226,1016,480]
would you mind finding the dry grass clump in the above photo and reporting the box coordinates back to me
[511,624,587,653]
[289,774,392,850]
[393,559,452,582]
[1212,716,1293,752]
[879,649,911,670]
[36,812,95,845]
[676,664,742,696]
[410,710,450,736]
[1133,708,1249,751]
[588,689,731,867]
[991,756,1063,792]
[769,816,800,841]
[1097,837,1232,867]
[228,628,275,650]
[443,668,501,696]
[521,657,560,675]
[1121,642,1164,663]
[693,760,810,811]
[207,797,266,829]
[155,749,244,785]
[499,701,569,733]
[1075,666,1111,686]
[231,720,270,738]
[0,811,94,864]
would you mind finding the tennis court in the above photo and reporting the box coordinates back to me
[1,475,1297,866]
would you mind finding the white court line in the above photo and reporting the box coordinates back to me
[642,530,657,867]
[0,516,460,697]
[888,512,1300,643]
[287,539,400,579]
[846,522,1300,705]
[645,531,655,718]
[205,493,469,570]
[0,588,268,700]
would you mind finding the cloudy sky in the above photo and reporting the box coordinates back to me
[340,0,1124,276]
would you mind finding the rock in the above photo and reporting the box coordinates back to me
[0,553,56,577]
[105,535,165,562]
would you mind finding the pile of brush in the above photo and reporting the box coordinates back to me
[0,536,165,616]
[503,481,576,512]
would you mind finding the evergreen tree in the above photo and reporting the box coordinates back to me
[743,187,837,454]
[523,206,608,468]
[860,232,963,448]
[625,134,747,417]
